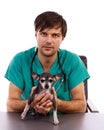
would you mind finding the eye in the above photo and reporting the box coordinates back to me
[40,79,45,83]
[52,33,61,38]
[49,79,53,83]
[40,32,47,37]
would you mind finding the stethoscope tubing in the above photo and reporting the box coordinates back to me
[30,48,65,87]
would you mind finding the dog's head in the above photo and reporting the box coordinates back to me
[32,72,62,91]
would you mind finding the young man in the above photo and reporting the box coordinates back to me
[5,11,90,115]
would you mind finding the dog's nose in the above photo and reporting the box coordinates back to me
[45,84,49,89]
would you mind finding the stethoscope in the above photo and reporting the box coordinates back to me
[30,48,65,91]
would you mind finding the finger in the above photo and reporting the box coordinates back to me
[45,100,53,108]
[41,99,52,107]
[34,92,46,103]
[38,93,51,106]
[35,105,51,115]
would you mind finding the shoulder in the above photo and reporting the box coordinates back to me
[59,48,80,63]
[12,47,36,62]
[59,49,85,74]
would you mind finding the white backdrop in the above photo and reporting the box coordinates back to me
[0,0,104,112]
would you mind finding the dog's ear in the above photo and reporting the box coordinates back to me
[32,73,40,80]
[53,74,62,81]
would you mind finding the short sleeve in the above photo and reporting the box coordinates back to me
[4,52,25,90]
[68,54,90,89]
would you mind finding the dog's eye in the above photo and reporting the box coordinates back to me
[49,79,53,83]
[40,79,45,83]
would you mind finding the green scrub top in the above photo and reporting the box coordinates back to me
[5,47,90,101]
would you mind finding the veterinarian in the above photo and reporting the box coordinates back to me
[5,11,90,115]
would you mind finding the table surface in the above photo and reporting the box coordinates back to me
[0,112,104,130]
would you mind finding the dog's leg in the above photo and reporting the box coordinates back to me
[21,102,30,119]
[21,88,36,119]
[53,98,59,125]
[51,89,59,125]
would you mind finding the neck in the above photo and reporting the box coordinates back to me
[38,52,57,72]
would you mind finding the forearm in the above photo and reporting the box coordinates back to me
[7,99,27,112]
[57,98,87,113]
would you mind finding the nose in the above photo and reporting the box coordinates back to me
[45,84,49,89]
[46,35,53,43]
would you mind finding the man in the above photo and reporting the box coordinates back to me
[5,11,90,115]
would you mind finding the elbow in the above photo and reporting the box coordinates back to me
[6,100,14,112]
[79,101,87,113]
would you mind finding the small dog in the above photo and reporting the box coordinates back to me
[21,72,62,125]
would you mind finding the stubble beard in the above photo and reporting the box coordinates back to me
[40,49,57,58]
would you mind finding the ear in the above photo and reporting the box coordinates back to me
[53,74,62,81]
[35,31,37,37]
[32,73,40,80]
[62,37,64,40]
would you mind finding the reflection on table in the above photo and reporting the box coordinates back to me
[0,112,104,130]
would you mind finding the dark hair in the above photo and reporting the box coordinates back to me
[34,11,67,38]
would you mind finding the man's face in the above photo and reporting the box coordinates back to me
[35,28,64,57]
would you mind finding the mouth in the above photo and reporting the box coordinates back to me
[43,46,53,51]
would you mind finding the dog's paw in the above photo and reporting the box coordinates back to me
[53,119,59,125]
[21,113,25,119]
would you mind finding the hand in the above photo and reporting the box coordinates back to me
[31,87,53,115]
[34,99,53,115]
[34,87,58,115]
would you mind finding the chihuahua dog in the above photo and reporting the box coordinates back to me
[21,72,62,125]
